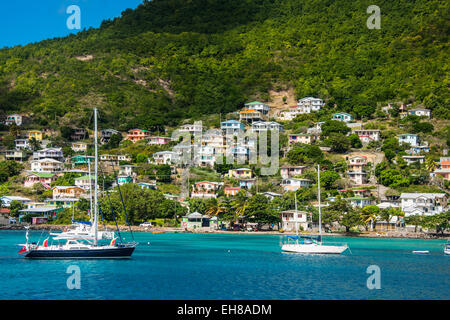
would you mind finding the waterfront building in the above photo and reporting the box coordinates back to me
[281,210,308,231]
[400,193,448,216]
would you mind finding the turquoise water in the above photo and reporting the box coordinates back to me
[0,230,449,300]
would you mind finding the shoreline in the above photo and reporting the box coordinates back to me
[1,224,448,240]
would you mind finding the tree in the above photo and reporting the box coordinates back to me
[107,133,123,149]
[411,122,434,134]
[29,137,41,151]
[321,120,351,137]
[354,105,375,120]
[286,144,323,164]
[325,133,351,153]
[404,215,423,232]
[60,126,73,140]
[361,205,380,231]
[341,209,362,233]
[9,200,24,217]
[320,170,340,190]
[348,134,362,148]
[425,157,438,172]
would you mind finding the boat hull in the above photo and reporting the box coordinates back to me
[281,243,347,254]
[24,246,135,259]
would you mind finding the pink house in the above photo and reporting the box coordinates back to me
[24,172,57,189]
[148,136,172,145]
[280,166,307,179]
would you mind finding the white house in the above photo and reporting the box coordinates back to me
[5,114,25,126]
[407,108,431,118]
[71,142,88,153]
[401,155,425,165]
[221,120,245,136]
[33,147,64,162]
[251,121,284,133]
[353,130,381,144]
[152,151,180,165]
[178,123,203,135]
[30,158,64,173]
[281,210,308,231]
[297,97,324,112]
[14,139,31,150]
[400,193,448,217]
[244,101,270,115]
[74,175,96,191]
[0,196,31,207]
[398,134,420,147]
[347,156,368,185]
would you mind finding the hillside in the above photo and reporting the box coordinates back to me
[0,0,448,131]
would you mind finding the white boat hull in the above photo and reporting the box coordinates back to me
[444,249,450,255]
[282,243,348,254]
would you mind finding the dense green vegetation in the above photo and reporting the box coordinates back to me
[0,0,448,131]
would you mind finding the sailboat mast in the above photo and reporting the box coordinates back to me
[93,108,99,246]
[88,159,93,222]
[294,192,298,236]
[317,164,322,236]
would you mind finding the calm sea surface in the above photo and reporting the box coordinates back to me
[0,230,448,300]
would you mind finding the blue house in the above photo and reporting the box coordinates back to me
[239,178,256,189]
[221,120,245,135]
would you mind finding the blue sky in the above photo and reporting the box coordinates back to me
[0,0,144,48]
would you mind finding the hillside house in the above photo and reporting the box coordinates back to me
[126,129,152,143]
[288,133,319,145]
[52,186,86,199]
[221,120,245,136]
[280,165,307,179]
[100,129,121,144]
[332,112,354,122]
[353,129,381,144]
[72,142,88,153]
[281,178,312,191]
[5,150,27,161]
[24,172,57,189]
[191,181,221,199]
[228,168,252,179]
[30,158,64,173]
[347,156,368,185]
[5,114,26,126]
[33,147,64,161]
[71,128,88,141]
[398,134,420,147]
[28,130,43,141]
[407,108,431,118]
[434,157,450,180]
[148,136,171,145]
[251,121,284,133]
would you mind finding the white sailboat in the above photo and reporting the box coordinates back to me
[19,108,136,259]
[444,241,450,255]
[281,164,348,254]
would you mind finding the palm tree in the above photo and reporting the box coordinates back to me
[231,191,249,224]
[425,157,437,172]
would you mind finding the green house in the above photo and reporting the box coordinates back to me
[71,155,95,166]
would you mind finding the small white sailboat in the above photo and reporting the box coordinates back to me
[444,241,450,255]
[412,250,430,254]
[281,164,348,254]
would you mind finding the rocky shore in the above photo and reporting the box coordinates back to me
[1,224,448,240]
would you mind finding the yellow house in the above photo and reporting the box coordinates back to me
[28,130,43,141]
[52,186,86,199]
[227,168,252,179]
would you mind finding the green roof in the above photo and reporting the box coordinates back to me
[29,172,55,178]
[245,101,266,105]
[75,175,94,180]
